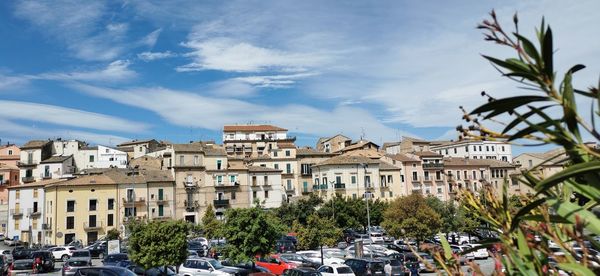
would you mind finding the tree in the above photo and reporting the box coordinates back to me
[382,194,441,241]
[317,195,388,231]
[295,214,341,250]
[425,196,462,239]
[274,194,322,227]
[220,206,285,262]
[201,204,222,239]
[106,228,121,241]
[128,220,189,272]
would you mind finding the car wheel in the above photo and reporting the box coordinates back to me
[98,253,104,259]
[62,255,69,262]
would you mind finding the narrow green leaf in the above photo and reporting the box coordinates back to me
[504,72,539,82]
[507,120,561,141]
[502,105,553,134]
[542,27,553,80]
[557,263,596,276]
[438,234,452,260]
[510,198,546,231]
[516,229,533,260]
[519,214,570,223]
[547,199,600,236]
[534,161,600,196]
[470,96,549,115]
[483,55,530,73]
[514,33,541,64]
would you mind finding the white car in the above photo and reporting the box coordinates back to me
[317,264,356,276]
[48,246,76,261]
[466,244,489,259]
[178,257,238,276]
[454,246,475,262]
[193,237,210,248]
[364,244,398,256]
[343,245,373,257]
[369,232,384,243]
[296,251,345,265]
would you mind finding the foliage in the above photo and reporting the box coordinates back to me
[318,194,388,231]
[128,220,190,270]
[295,214,341,250]
[106,228,121,241]
[430,10,600,275]
[425,196,461,235]
[220,206,286,263]
[274,194,323,227]
[201,204,222,239]
[382,193,441,241]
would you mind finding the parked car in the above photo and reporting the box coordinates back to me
[0,234,6,241]
[178,257,242,276]
[83,241,107,259]
[188,241,208,257]
[282,267,320,276]
[220,261,275,276]
[62,259,90,276]
[11,247,35,261]
[364,245,398,256]
[31,251,55,273]
[275,240,296,254]
[343,258,385,276]
[280,254,320,268]
[1,250,14,264]
[379,258,407,276]
[102,253,129,266]
[70,250,92,265]
[127,264,177,276]
[73,266,137,276]
[322,249,346,260]
[4,238,20,247]
[452,245,474,263]
[465,244,489,259]
[296,251,344,265]
[0,255,9,276]
[192,237,210,248]
[48,246,77,261]
[8,259,34,276]
[317,264,355,276]
[256,255,297,275]
[369,233,384,244]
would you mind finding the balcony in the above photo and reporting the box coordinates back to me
[123,197,145,206]
[18,161,37,167]
[10,209,23,217]
[151,210,172,220]
[281,172,294,178]
[411,177,420,182]
[285,185,295,193]
[122,215,146,223]
[83,221,103,231]
[301,188,311,195]
[423,163,444,169]
[380,184,390,189]
[184,200,198,212]
[319,184,328,190]
[28,208,41,217]
[183,180,197,189]
[22,176,35,183]
[42,223,52,230]
[312,184,320,190]
[213,199,230,208]
[364,185,374,190]
[334,183,346,190]
[214,181,240,189]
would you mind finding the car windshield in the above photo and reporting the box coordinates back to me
[209,259,224,269]
[336,267,353,274]
[67,260,89,267]
[73,251,90,257]
[13,260,33,270]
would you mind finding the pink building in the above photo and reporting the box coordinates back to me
[0,144,20,167]
[0,163,19,203]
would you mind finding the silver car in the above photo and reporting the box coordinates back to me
[9,259,34,276]
[62,259,90,276]
[69,250,92,266]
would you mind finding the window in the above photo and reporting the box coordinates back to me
[453,148,457,154]
[387,175,393,183]
[89,199,97,211]
[491,146,495,151]
[473,146,477,151]
[32,201,38,213]
[108,199,114,210]
[472,171,477,179]
[528,160,533,168]
[456,171,461,180]
[264,175,268,185]
[353,194,357,199]
[351,175,356,184]
[264,191,269,198]
[400,175,405,182]
[445,149,448,155]
[364,176,371,187]
[336,176,342,184]
[125,207,136,217]
[286,163,291,174]
[437,188,442,194]
[179,155,184,165]
[412,171,418,181]
[274,164,279,170]
[389,191,393,197]
[479,146,482,151]
[231,191,236,200]
[285,150,290,157]
[67,200,75,212]
[464,171,468,179]
[88,155,95,162]
[217,175,223,184]
[323,177,328,185]
[424,171,429,180]
[217,160,222,170]
[273,151,278,157]
[436,171,441,180]
[301,164,312,175]
[381,191,385,198]
[89,215,97,227]
[107,214,114,226]
[486,146,489,151]
[252,191,257,199]
[314,178,320,185]
[502,146,505,152]
[194,155,199,165]
[286,180,292,190]
[66,216,74,229]
[7,150,12,155]
[139,146,143,152]
[465,146,469,152]
[229,175,236,184]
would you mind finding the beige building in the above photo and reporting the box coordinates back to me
[316,135,352,153]
[18,140,53,183]
[295,147,337,196]
[117,139,162,159]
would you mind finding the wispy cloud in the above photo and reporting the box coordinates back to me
[233,72,317,88]
[140,28,162,48]
[0,100,149,133]
[138,51,176,62]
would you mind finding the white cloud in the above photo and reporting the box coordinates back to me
[0,74,30,92]
[138,51,176,62]
[0,100,149,133]
[36,60,137,82]
[71,83,408,141]
[177,38,330,72]
[140,28,162,48]
[233,72,317,88]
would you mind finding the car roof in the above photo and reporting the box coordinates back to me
[73,250,90,252]
[293,267,316,272]
[320,264,350,268]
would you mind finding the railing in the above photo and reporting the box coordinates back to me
[154,195,169,203]
[18,161,37,166]
[22,176,35,183]
[320,184,328,190]
[184,200,198,211]
[312,184,320,190]
[213,199,230,207]
[334,183,346,189]
[215,181,240,188]
[151,210,172,220]
[41,173,52,179]
[422,163,444,169]
[27,208,41,217]
[10,209,23,217]
[83,221,103,230]
[123,197,145,205]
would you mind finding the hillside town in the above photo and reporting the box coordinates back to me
[0,124,569,247]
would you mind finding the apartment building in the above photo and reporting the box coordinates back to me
[316,134,352,153]
[18,140,53,183]
[0,144,20,167]
[223,125,295,158]
[430,140,512,162]
[512,148,567,196]
[311,155,382,200]
[295,147,337,195]
[117,139,162,159]
[76,145,128,170]
[0,163,19,189]
[444,157,518,197]
[38,155,75,180]
[248,166,285,209]
[251,143,298,201]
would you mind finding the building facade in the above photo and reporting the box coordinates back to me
[430,140,512,162]
[0,144,21,167]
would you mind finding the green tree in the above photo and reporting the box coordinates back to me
[274,194,322,227]
[220,206,285,262]
[105,228,121,241]
[318,194,388,231]
[295,214,341,250]
[382,193,441,241]
[128,220,189,272]
[201,204,222,239]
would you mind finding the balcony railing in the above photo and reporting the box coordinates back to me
[18,161,37,166]
[123,197,145,206]
[184,200,198,212]
[22,176,35,183]
[151,210,172,220]
[154,195,169,203]
[422,163,444,169]
[312,184,320,190]
[83,221,103,231]
[40,173,53,179]
[215,181,240,189]
[214,199,230,207]
[10,209,23,217]
[28,208,41,217]
[183,180,197,189]
[320,184,328,190]
[334,183,346,189]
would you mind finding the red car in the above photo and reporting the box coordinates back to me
[256,255,297,275]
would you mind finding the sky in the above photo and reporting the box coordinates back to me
[0,1,599,155]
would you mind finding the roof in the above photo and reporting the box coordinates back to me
[119,146,134,152]
[516,148,567,165]
[80,146,98,151]
[223,125,287,132]
[319,134,351,143]
[412,151,443,157]
[337,140,379,153]
[172,143,203,153]
[40,155,73,164]
[117,139,158,147]
[315,155,380,166]
[248,166,281,172]
[402,136,429,144]
[278,143,296,149]
[296,147,337,156]
[379,161,400,171]
[382,142,401,149]
[21,140,50,149]
[0,155,20,160]
[443,157,515,168]
[204,145,227,156]
[47,168,174,187]
[9,178,67,189]
[387,153,420,162]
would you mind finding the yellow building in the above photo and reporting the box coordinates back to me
[44,169,174,246]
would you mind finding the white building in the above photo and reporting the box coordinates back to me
[76,146,128,170]
[19,140,53,183]
[38,155,75,179]
[223,125,289,141]
[430,140,512,162]
[247,166,285,209]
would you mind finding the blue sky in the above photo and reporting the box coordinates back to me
[1,1,599,154]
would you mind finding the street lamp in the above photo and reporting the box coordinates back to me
[360,162,372,259]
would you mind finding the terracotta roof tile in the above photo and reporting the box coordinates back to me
[315,155,379,166]
[21,140,50,149]
[40,155,72,164]
[248,166,281,172]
